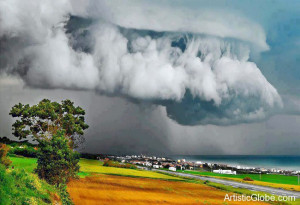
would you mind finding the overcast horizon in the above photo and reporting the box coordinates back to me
[1,0,300,155]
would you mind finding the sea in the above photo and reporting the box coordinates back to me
[170,155,300,171]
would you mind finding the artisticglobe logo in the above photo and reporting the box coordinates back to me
[224,194,296,202]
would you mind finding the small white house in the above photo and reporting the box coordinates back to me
[144,162,152,167]
[213,169,236,175]
[169,167,176,172]
[153,165,160,169]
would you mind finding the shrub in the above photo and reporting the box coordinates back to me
[243,177,254,181]
[204,180,209,184]
[103,160,137,169]
[11,146,38,158]
[0,143,12,168]
[36,130,80,186]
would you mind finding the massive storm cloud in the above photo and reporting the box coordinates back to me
[0,0,283,125]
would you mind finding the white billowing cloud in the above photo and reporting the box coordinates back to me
[0,0,70,40]
[24,29,99,90]
[92,24,188,100]
[214,57,281,107]
[0,0,283,125]
[91,25,281,108]
[86,0,269,51]
[0,0,99,90]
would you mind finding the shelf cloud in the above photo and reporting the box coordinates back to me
[0,0,283,125]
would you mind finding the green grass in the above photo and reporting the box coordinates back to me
[77,172,91,178]
[178,170,299,185]
[0,164,56,205]
[10,156,37,173]
[7,156,74,204]
[79,158,182,180]
[80,158,104,166]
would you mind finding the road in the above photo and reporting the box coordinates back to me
[156,170,300,198]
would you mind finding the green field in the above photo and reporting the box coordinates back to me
[10,156,37,173]
[178,170,299,185]
[79,158,182,180]
[9,157,181,180]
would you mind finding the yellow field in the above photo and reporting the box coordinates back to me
[67,174,268,205]
[79,159,182,180]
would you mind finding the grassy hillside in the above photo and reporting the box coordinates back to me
[0,164,57,205]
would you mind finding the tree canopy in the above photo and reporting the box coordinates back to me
[9,99,89,148]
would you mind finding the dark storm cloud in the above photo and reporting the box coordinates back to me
[0,0,300,155]
[0,0,286,125]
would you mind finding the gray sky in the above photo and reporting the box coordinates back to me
[1,78,299,155]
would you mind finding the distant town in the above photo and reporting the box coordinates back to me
[97,154,300,176]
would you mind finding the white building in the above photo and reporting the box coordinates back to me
[153,165,160,169]
[169,167,176,172]
[144,162,152,167]
[213,169,236,175]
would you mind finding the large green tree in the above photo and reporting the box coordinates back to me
[10,99,89,186]
[9,99,89,148]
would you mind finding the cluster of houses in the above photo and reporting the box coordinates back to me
[229,165,300,176]
[99,154,300,176]
[100,155,202,171]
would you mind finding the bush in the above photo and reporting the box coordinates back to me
[243,177,254,181]
[11,146,38,158]
[36,130,80,186]
[0,143,12,168]
[103,160,137,169]
[204,180,209,184]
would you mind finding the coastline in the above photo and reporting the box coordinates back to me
[169,155,300,172]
